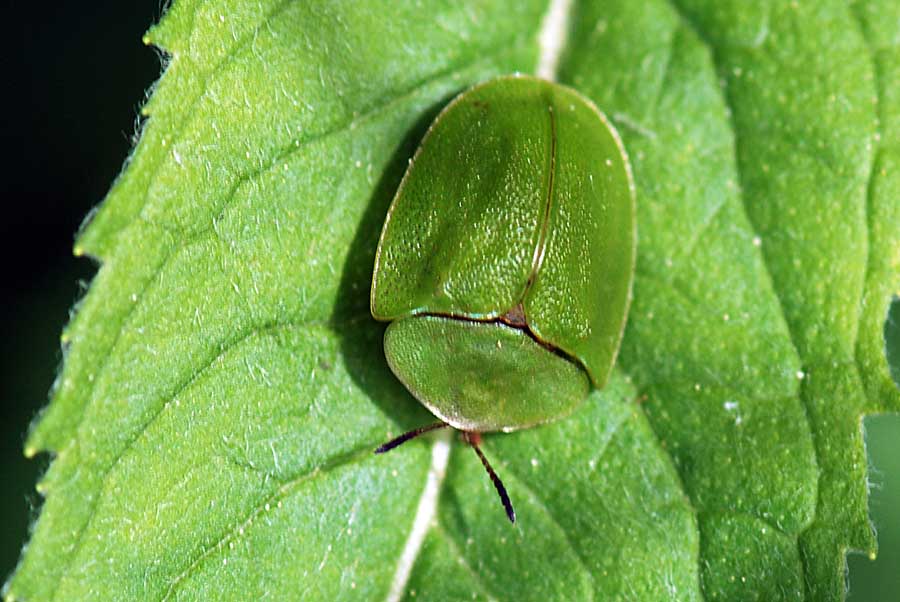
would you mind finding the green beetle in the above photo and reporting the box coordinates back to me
[373,75,635,523]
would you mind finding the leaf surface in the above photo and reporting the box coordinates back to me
[7,1,899,600]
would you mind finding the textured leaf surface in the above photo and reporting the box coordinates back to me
[6,0,899,601]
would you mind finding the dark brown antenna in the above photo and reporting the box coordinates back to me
[375,423,516,524]
[464,432,516,523]
[374,421,449,454]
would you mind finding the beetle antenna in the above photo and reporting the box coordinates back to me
[467,435,516,523]
[374,421,449,454]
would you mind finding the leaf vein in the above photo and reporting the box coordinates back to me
[160,445,375,600]
[47,316,365,602]
[433,524,501,602]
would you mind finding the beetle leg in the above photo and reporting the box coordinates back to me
[463,432,516,524]
[374,421,448,454]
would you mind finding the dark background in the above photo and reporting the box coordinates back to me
[3,0,163,581]
[2,2,898,599]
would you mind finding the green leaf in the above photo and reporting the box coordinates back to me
[6,0,899,600]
